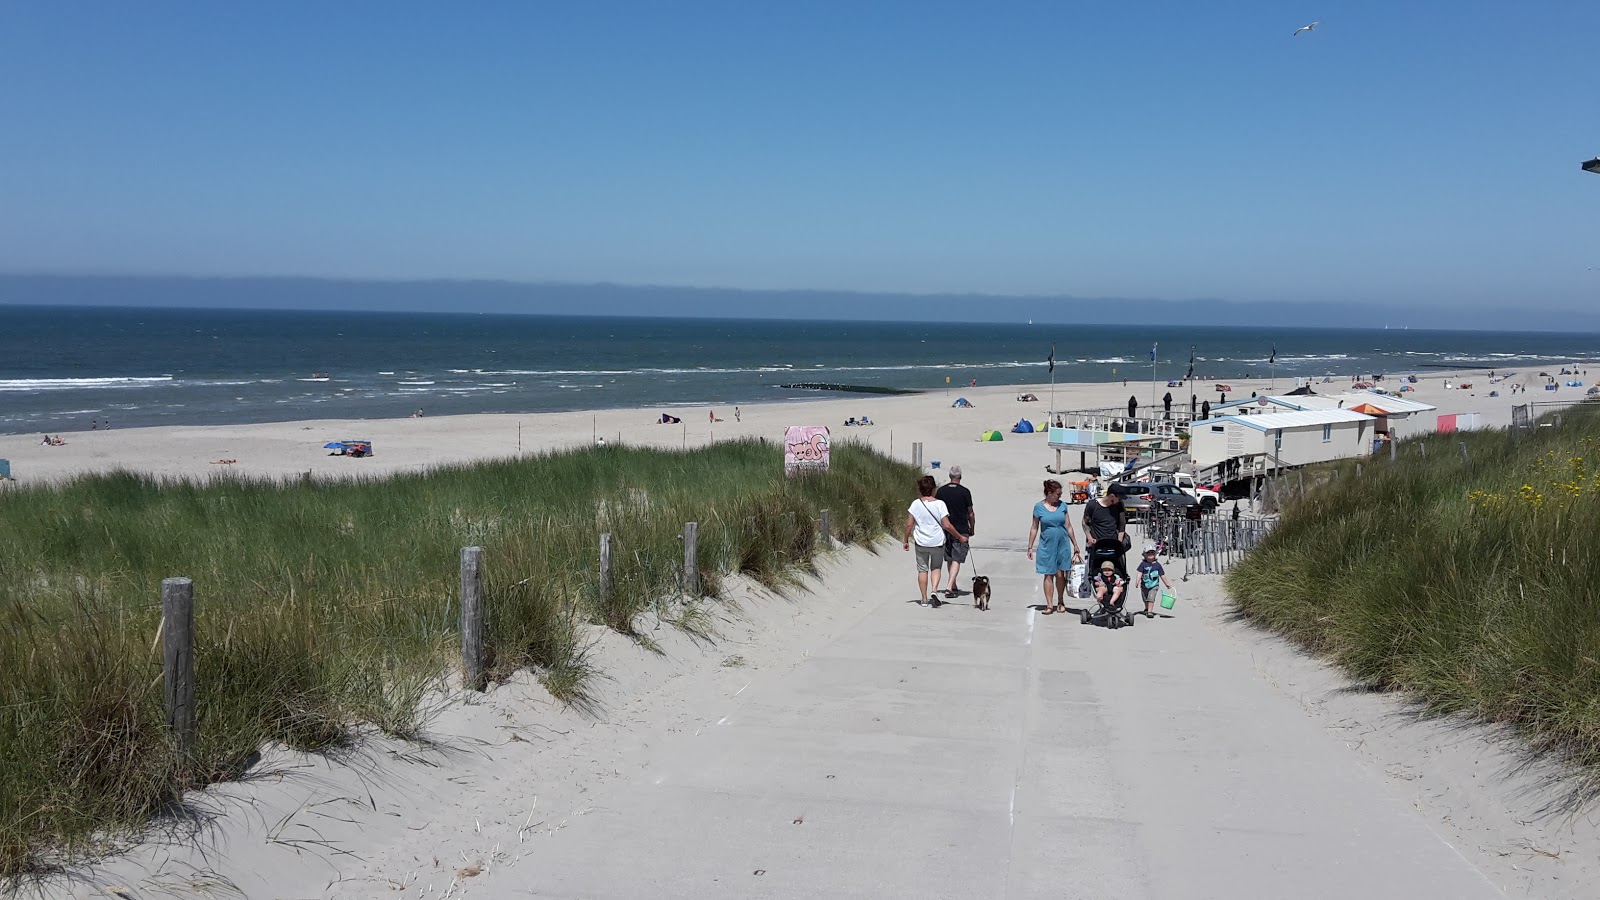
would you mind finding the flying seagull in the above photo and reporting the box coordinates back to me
[1293,21,1320,36]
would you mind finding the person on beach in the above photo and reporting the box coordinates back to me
[1093,560,1126,610]
[1028,479,1082,615]
[904,475,968,607]
[1082,488,1128,579]
[735,407,741,423]
[1136,545,1173,618]
[935,466,976,598]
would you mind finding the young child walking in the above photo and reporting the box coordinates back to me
[1136,544,1173,618]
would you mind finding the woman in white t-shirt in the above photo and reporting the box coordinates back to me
[904,474,968,607]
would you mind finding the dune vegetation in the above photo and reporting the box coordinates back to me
[0,438,917,877]
[1227,402,1600,796]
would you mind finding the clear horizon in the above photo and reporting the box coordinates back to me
[2,2,1598,315]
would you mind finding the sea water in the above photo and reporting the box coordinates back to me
[2,305,1595,433]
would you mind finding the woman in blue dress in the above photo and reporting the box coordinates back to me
[1027,479,1082,615]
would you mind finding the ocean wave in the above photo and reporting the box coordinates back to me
[0,376,174,392]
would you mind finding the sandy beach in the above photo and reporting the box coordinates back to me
[16,363,1600,899]
[0,368,1562,485]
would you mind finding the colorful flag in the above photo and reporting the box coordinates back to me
[1150,342,1158,362]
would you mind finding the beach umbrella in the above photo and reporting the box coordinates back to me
[1347,403,1385,415]
[323,441,347,449]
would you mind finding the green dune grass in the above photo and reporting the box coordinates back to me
[1227,404,1600,798]
[0,438,917,877]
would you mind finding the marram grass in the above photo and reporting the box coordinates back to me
[0,438,917,877]
[1227,404,1600,799]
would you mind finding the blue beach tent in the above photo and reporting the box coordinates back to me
[1012,419,1035,434]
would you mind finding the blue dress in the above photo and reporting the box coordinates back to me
[1034,500,1073,574]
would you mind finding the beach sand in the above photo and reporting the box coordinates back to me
[0,368,1562,485]
[14,366,1599,898]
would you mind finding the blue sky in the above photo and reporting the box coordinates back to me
[1,1,1596,316]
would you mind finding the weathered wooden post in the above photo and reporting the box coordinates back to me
[912,442,923,468]
[599,533,613,606]
[683,522,699,597]
[1298,471,1305,499]
[1389,436,1397,462]
[1459,441,1470,463]
[1356,462,1363,477]
[161,577,197,754]
[819,509,832,547]
[460,546,485,692]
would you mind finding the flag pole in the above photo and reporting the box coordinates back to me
[1047,342,1057,423]
[1150,342,1158,416]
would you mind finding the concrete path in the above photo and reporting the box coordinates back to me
[507,530,1508,898]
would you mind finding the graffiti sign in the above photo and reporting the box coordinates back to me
[783,426,831,477]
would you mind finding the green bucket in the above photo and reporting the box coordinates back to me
[1159,590,1177,610]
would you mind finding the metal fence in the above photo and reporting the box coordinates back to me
[1136,504,1276,577]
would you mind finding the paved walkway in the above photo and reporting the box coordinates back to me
[506,524,1507,899]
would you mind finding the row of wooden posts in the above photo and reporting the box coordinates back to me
[157,510,837,749]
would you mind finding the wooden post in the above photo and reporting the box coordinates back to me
[1297,471,1305,498]
[1459,441,1469,463]
[1420,442,1427,458]
[161,577,197,754]
[1389,436,1397,462]
[683,522,699,597]
[912,442,923,468]
[1356,462,1363,477]
[460,546,485,692]
[599,533,613,606]
[819,509,832,547]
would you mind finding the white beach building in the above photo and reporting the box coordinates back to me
[1189,408,1376,472]
[1208,390,1437,437]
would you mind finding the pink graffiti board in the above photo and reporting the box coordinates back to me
[783,426,831,477]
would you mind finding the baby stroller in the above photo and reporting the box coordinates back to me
[1080,569,1135,628]
[1080,541,1135,628]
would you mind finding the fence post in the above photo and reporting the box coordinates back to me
[684,522,699,597]
[161,577,197,755]
[819,509,832,547]
[1420,442,1427,458]
[1356,462,1363,477]
[912,442,923,468]
[599,533,613,606]
[460,546,485,692]
[1459,441,1469,463]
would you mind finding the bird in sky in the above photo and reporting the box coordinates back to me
[1293,22,1320,36]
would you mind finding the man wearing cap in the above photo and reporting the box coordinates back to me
[935,466,976,599]
[1082,488,1129,580]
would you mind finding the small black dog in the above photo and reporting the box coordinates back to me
[971,575,991,611]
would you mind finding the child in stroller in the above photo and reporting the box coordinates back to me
[1080,560,1135,628]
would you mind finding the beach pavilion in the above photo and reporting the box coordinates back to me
[1188,407,1376,474]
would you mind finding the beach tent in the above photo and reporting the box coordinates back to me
[952,397,974,408]
[1285,384,1316,396]
[979,430,1005,441]
[1018,393,1039,402]
[1012,419,1035,434]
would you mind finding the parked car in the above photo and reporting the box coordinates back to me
[1107,482,1156,517]
[1109,481,1199,518]
[1147,470,1221,509]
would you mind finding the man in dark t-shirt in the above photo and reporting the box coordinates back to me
[1082,492,1128,579]
[935,467,976,598]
